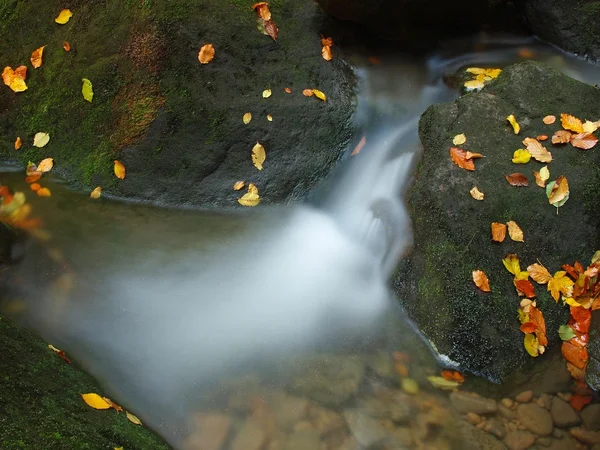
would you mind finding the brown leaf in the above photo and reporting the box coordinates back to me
[264,19,278,41]
[284,87,292,94]
[351,136,366,156]
[561,113,584,133]
[505,173,528,187]
[302,89,314,97]
[552,130,573,144]
[63,42,71,52]
[549,175,569,205]
[472,270,491,292]
[252,2,271,20]
[491,222,507,242]
[520,322,537,333]
[527,263,552,284]
[449,147,475,171]
[198,44,215,64]
[30,45,46,69]
[515,279,536,298]
[543,115,556,125]
[571,132,598,150]
[507,220,524,242]
[523,137,552,163]
[536,135,548,141]
[534,166,549,188]
[465,151,483,160]
[321,36,333,47]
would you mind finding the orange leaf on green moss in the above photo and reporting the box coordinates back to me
[114,160,126,180]
[30,46,46,69]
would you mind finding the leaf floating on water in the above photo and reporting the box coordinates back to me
[472,270,491,292]
[198,44,215,64]
[505,173,528,187]
[507,114,520,134]
[571,132,598,150]
[233,181,246,191]
[81,393,111,410]
[82,78,93,102]
[243,112,252,124]
[14,137,22,150]
[126,411,142,425]
[512,149,531,164]
[552,130,572,144]
[37,187,51,197]
[543,115,556,125]
[507,220,524,242]
[561,113,584,133]
[427,376,460,391]
[33,132,50,148]
[30,45,46,69]
[524,333,539,357]
[503,254,521,276]
[30,183,41,192]
[55,9,73,24]
[2,66,28,92]
[527,263,552,284]
[302,89,314,97]
[559,324,576,341]
[312,89,326,101]
[38,158,54,173]
[238,183,261,207]
[262,89,272,98]
[63,41,71,51]
[114,160,126,180]
[469,186,484,200]
[449,147,475,171]
[491,222,507,242]
[90,187,102,199]
[534,166,550,188]
[523,137,552,163]
[452,134,466,146]
[252,142,266,170]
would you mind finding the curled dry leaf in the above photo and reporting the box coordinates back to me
[465,151,483,160]
[233,181,246,191]
[561,113,584,133]
[114,160,126,180]
[512,149,531,164]
[534,166,550,188]
[302,89,314,97]
[449,147,475,171]
[552,130,572,144]
[507,114,520,134]
[55,9,73,24]
[491,222,507,242]
[507,220,524,242]
[37,187,51,197]
[126,411,143,425]
[505,173,528,187]
[30,45,46,69]
[81,393,111,410]
[472,270,491,292]
[198,44,215,64]
[262,89,272,98]
[243,112,252,124]
[523,137,552,163]
[238,183,261,206]
[469,186,484,200]
[33,132,50,148]
[284,87,292,94]
[351,136,366,156]
[14,137,21,150]
[543,115,556,125]
[38,158,54,173]
[63,41,71,51]
[90,187,102,199]
[571,132,598,150]
[452,134,466,146]
[527,263,552,284]
[252,142,266,170]
[312,89,327,101]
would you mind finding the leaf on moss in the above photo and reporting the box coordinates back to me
[2,66,28,92]
[547,176,569,207]
[312,89,327,101]
[55,9,73,24]
[38,158,53,173]
[233,181,246,191]
[33,132,50,148]
[534,166,549,188]
[114,160,126,180]
[198,44,215,64]
[30,46,46,69]
[126,411,142,425]
[548,271,574,301]
[262,89,272,98]
[81,393,111,410]
[527,263,552,284]
[507,220,524,242]
[14,137,22,150]
[503,254,521,276]
[90,187,102,199]
[238,183,261,207]
[82,78,93,102]
[243,112,252,124]
[524,333,539,357]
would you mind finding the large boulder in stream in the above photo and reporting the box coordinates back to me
[0,0,356,207]
[395,61,600,384]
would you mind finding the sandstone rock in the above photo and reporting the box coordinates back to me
[517,403,553,436]
[502,399,514,408]
[499,405,518,421]
[582,404,600,432]
[467,412,483,425]
[504,430,536,450]
[450,392,497,415]
[550,397,581,428]
[515,391,533,403]
[538,395,553,410]
[536,436,552,447]
[547,437,582,450]
[570,427,600,445]
[308,404,345,436]
[484,418,506,439]
[269,393,309,430]
[456,422,507,450]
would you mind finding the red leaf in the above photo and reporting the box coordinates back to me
[570,394,592,412]
[449,147,475,171]
[441,370,465,383]
[515,279,536,298]
[520,322,537,333]
[529,306,548,346]
[570,306,591,334]
[505,173,529,186]
[563,264,580,280]
[562,341,589,369]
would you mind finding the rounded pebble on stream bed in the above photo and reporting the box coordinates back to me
[517,403,554,436]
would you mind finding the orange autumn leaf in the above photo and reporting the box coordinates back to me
[472,270,491,292]
[567,362,586,382]
[63,42,71,52]
[505,173,528,186]
[522,137,552,163]
[548,175,569,205]
[37,187,51,197]
[198,44,215,64]
[394,362,409,377]
[491,222,507,242]
[449,147,475,171]
[30,183,41,192]
[114,160,126,179]
[37,158,54,173]
[284,87,292,94]
[2,66,27,92]
[520,322,537,333]
[25,172,42,184]
[507,220,524,242]
[562,341,588,370]
[515,279,536,298]
[570,394,592,412]
[30,45,46,69]
[529,306,548,346]
[322,45,333,61]
[465,151,483,160]
[321,36,333,47]
[302,89,313,97]
[542,115,556,125]
[527,263,552,284]
[252,2,271,20]
[561,113,584,133]
[14,137,22,150]
[536,135,548,141]
[571,132,598,150]
[441,370,465,383]
[552,130,572,144]
[351,136,367,156]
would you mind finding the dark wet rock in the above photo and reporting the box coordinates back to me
[550,397,581,428]
[517,403,553,436]
[396,60,600,383]
[450,392,497,415]
[503,430,536,450]
[0,0,357,208]
[582,404,600,432]
[521,0,600,61]
[586,311,600,391]
[456,421,508,450]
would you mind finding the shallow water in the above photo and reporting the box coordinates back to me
[3,35,600,449]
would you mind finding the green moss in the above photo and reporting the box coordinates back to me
[578,2,600,53]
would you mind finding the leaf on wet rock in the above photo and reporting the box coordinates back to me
[302,89,314,97]
[243,112,252,124]
[198,44,215,64]
[472,270,491,292]
[534,166,549,188]
[33,132,50,148]
[524,333,539,357]
[82,78,93,102]
[55,9,73,24]
[552,130,572,144]
[505,173,528,186]
[503,254,521,276]
[469,186,484,200]
[523,137,552,163]
[126,411,142,425]
[465,151,483,160]
[252,2,271,20]
[546,176,569,208]
[527,263,552,284]
[583,120,600,133]
[30,46,46,69]
[571,132,598,150]
[491,222,507,242]
[262,89,272,98]
[559,324,576,341]
[507,220,524,242]
[81,393,111,410]
[14,137,21,150]
[520,322,537,333]
[561,113,584,133]
[537,135,548,141]
[267,114,273,121]
[233,181,246,191]
[321,36,333,61]
[507,114,520,134]
[284,87,292,94]
[529,306,548,346]
[562,341,588,370]
[90,187,102,199]
[252,142,266,170]
[449,147,475,171]
[543,115,556,125]
[38,158,54,173]
[312,89,327,101]
[512,149,531,164]
[548,271,574,302]
[2,66,28,92]
[114,160,126,179]
[515,279,536,298]
[452,134,466,146]
[238,183,261,207]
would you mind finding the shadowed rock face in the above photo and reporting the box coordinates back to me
[395,61,600,384]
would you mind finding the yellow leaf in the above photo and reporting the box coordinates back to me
[197,44,215,64]
[564,296,581,308]
[583,120,599,133]
[427,376,460,391]
[55,9,73,24]
[502,254,521,276]
[114,447,123,450]
[251,142,266,170]
[512,149,531,164]
[262,89,272,98]
[238,183,260,206]
[452,134,466,145]
[38,158,54,173]
[507,114,520,134]
[114,160,126,179]
[547,271,574,302]
[243,112,252,124]
[522,137,552,163]
[233,181,245,191]
[33,132,50,148]
[534,166,550,188]
[90,187,102,199]
[469,186,484,200]
[464,79,484,90]
[524,333,539,357]
[2,66,27,92]
[515,271,530,281]
[465,68,501,78]
[81,393,111,410]
[126,411,142,425]
[518,309,530,324]
[267,114,273,122]
[37,187,51,197]
[312,89,326,101]
[506,221,524,242]
[527,263,552,284]
[82,78,93,102]
[30,46,46,69]
[561,113,583,133]
[592,250,600,264]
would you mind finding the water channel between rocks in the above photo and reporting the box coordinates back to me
[3,35,600,450]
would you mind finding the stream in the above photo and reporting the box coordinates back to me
[2,34,600,449]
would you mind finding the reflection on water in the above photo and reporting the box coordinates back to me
[3,35,600,449]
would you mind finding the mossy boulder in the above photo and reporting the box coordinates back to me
[394,61,600,384]
[0,314,169,449]
[0,0,356,207]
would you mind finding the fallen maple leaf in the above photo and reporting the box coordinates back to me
[491,222,507,242]
[548,271,574,301]
[55,9,73,24]
[33,132,50,148]
[507,114,520,134]
[37,187,51,197]
[262,89,272,98]
[534,166,550,188]
[14,137,21,150]
[63,42,71,51]
[552,130,572,144]
[243,112,252,124]
[523,137,552,163]
[472,270,491,292]
[252,142,266,170]
[543,115,556,125]
[81,78,93,102]
[452,134,466,145]
[90,187,102,199]
[440,370,465,383]
[547,175,569,206]
[238,183,261,206]
[351,136,366,156]
[2,66,27,92]
[512,149,531,164]
[114,160,126,179]
[198,44,215,64]
[81,393,111,410]
[507,220,524,242]
[312,89,326,101]
[38,158,53,172]
[302,89,314,97]
[561,113,584,133]
[503,254,521,276]
[30,46,46,69]
[470,186,484,200]
[449,147,475,171]
[126,411,142,425]
[233,181,246,191]
[515,279,536,298]
[505,173,528,186]
[527,263,552,284]
[571,132,598,150]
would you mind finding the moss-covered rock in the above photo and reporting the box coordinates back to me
[0,0,356,207]
[394,61,600,384]
[0,314,169,449]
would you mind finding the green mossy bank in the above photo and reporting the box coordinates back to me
[0,0,356,207]
[0,314,170,449]
[395,61,600,386]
